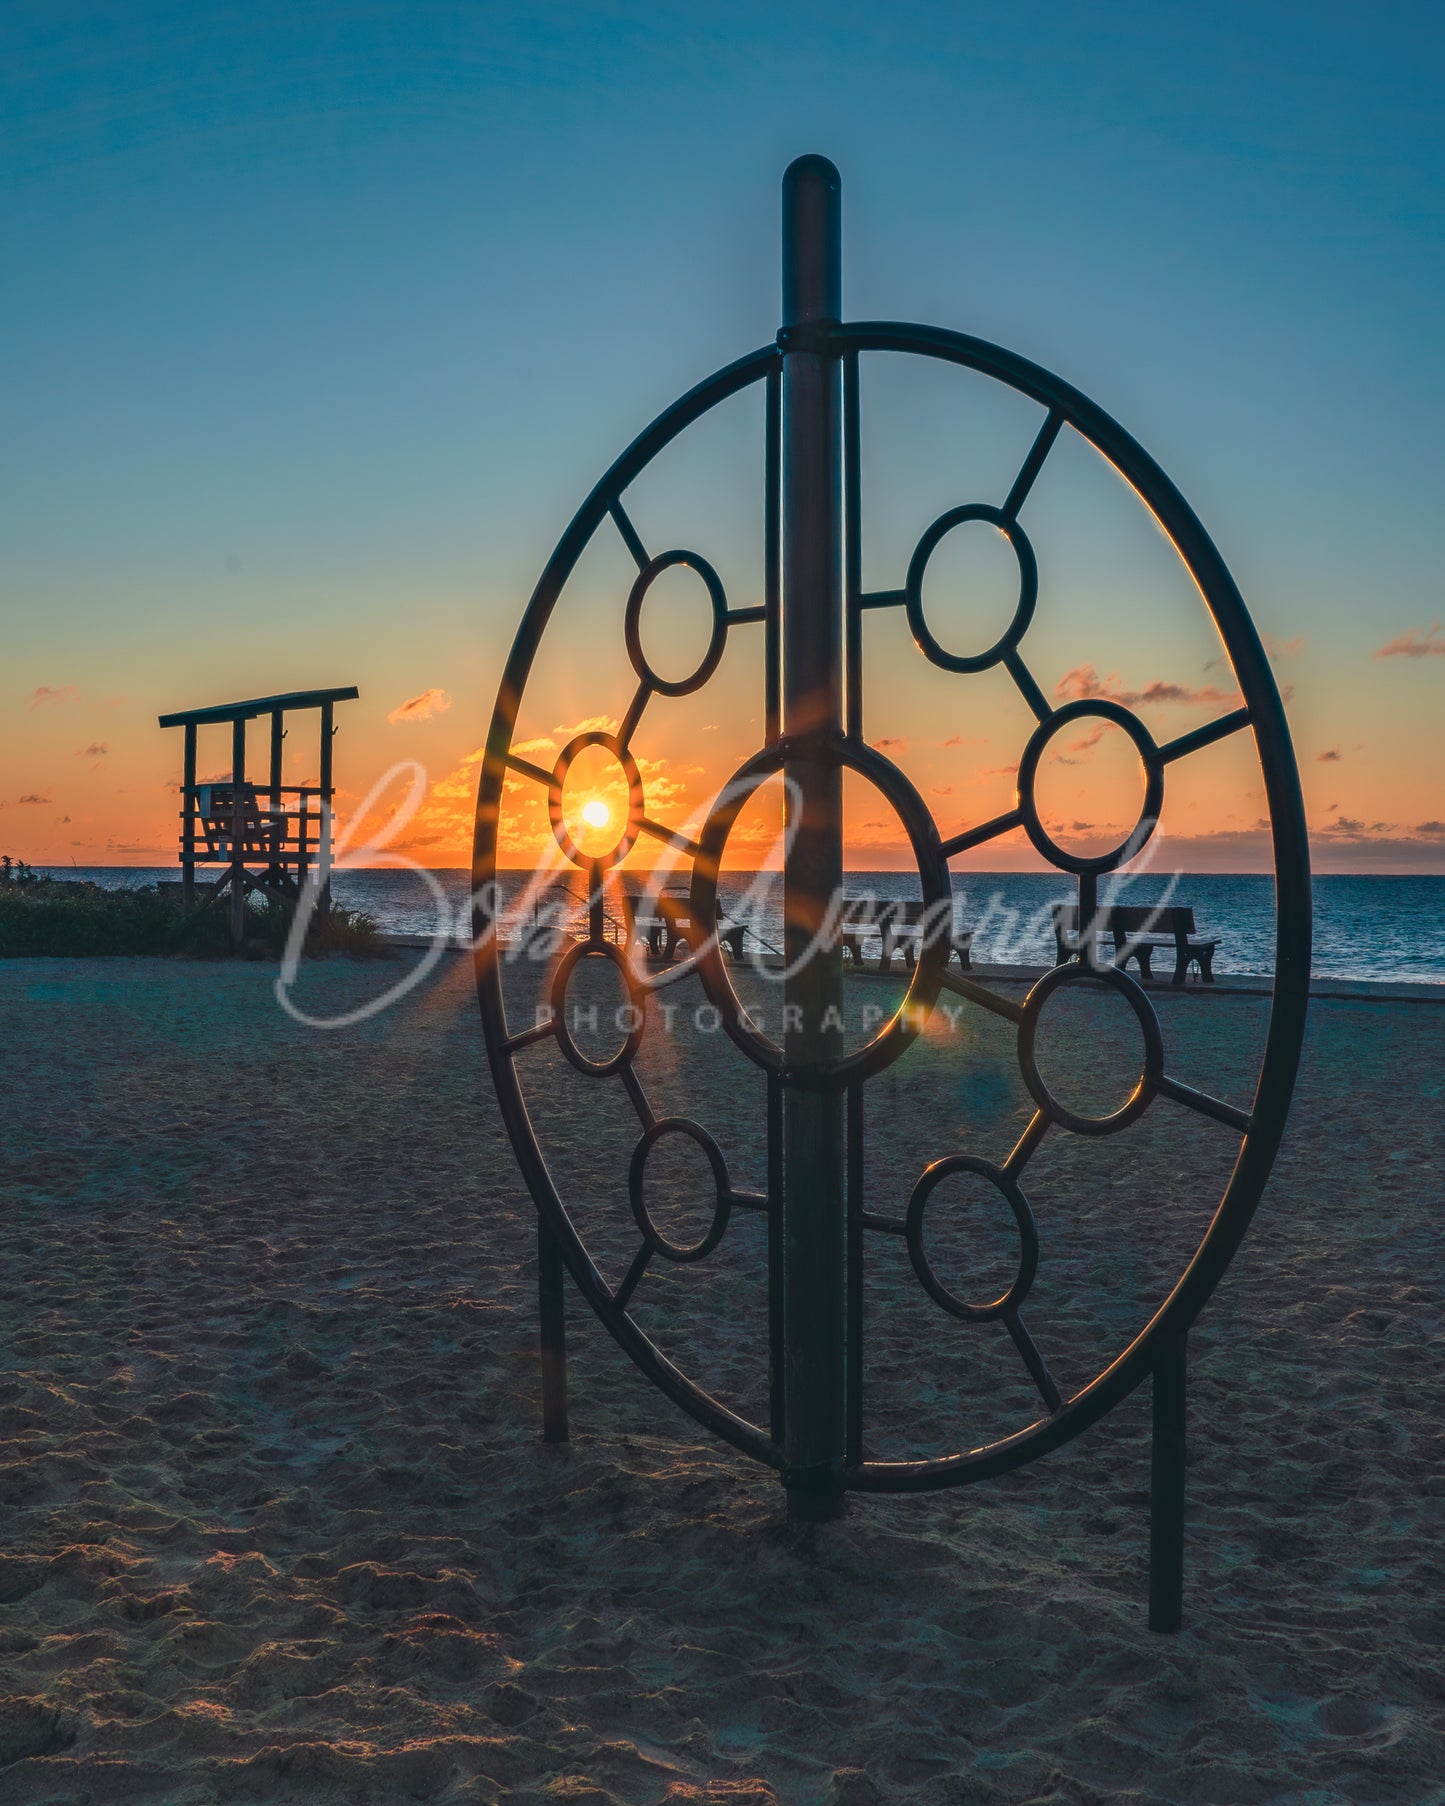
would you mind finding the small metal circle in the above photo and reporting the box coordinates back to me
[688,736,953,1089]
[1017,961,1164,1137]
[625,551,729,697]
[905,504,1038,674]
[550,939,646,1077]
[547,731,645,871]
[629,1118,732,1262]
[1016,699,1163,875]
[906,1155,1039,1321]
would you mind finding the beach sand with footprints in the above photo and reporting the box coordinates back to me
[1,948,1442,1803]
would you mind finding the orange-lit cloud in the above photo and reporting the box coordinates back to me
[1316,747,1342,762]
[1375,622,1445,659]
[28,685,78,710]
[386,688,453,724]
[76,742,108,758]
[1055,664,1238,708]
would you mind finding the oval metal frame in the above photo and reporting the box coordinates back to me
[906,1155,1039,1322]
[687,734,954,1089]
[548,731,645,872]
[473,319,1312,1493]
[1016,699,1164,876]
[1016,962,1165,1137]
[905,503,1038,674]
[550,939,647,1078]
[629,1117,733,1262]
[626,551,729,697]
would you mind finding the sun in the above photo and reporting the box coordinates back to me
[580,798,611,830]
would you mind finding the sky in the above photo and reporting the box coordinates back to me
[3,0,1442,877]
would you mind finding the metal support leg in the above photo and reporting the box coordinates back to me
[538,1217,569,1443]
[1149,1333,1187,1631]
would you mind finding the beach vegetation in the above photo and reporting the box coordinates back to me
[0,858,391,960]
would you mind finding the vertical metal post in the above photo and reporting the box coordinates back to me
[229,716,246,942]
[1149,1333,1187,1632]
[780,154,847,1518]
[181,722,197,910]
[538,1217,569,1441]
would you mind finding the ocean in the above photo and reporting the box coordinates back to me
[32,867,1445,985]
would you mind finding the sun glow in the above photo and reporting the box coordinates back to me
[581,798,611,830]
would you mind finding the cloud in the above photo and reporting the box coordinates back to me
[870,736,907,753]
[387,687,453,725]
[29,685,78,710]
[1052,724,1107,765]
[941,734,986,748]
[1316,747,1342,763]
[1375,622,1445,659]
[1416,821,1445,838]
[552,714,619,738]
[76,742,108,757]
[981,763,1018,778]
[930,785,954,797]
[1055,664,1238,708]
[511,736,557,758]
[17,793,50,805]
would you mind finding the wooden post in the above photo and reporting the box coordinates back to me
[269,709,285,889]
[229,715,246,942]
[318,699,335,917]
[181,722,197,910]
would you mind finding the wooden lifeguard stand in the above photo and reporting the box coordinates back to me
[158,686,359,939]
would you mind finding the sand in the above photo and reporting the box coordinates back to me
[1,949,1442,1805]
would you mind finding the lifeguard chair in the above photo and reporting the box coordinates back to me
[158,686,359,939]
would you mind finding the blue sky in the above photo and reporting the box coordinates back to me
[3,1,1442,867]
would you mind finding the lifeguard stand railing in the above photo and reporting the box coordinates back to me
[158,686,358,939]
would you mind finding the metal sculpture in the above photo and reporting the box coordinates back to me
[473,158,1311,1630]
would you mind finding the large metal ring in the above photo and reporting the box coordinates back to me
[689,735,953,1089]
[905,1155,1039,1321]
[905,504,1038,673]
[547,731,646,872]
[629,1118,732,1261]
[1015,699,1164,876]
[625,551,729,697]
[1017,961,1164,1136]
[550,939,647,1077]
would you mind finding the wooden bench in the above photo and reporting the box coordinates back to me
[632,891,747,964]
[841,899,972,974]
[1052,904,1218,985]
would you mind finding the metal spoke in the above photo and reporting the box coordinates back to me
[860,588,906,610]
[503,1016,558,1054]
[618,681,650,750]
[1003,648,1052,724]
[1159,707,1251,764]
[613,1242,653,1311]
[1003,1109,1049,1175]
[1004,1308,1062,1413]
[619,1062,657,1130]
[940,807,1024,859]
[1002,408,1064,522]
[859,1209,907,1236]
[639,816,704,859]
[726,1189,771,1214]
[609,497,650,571]
[845,349,863,740]
[727,604,768,625]
[1157,1075,1252,1133]
[505,752,553,787]
[938,967,1026,1027]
